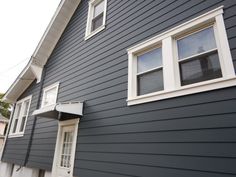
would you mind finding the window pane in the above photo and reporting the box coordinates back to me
[61,131,73,168]
[44,87,57,106]
[19,116,26,132]
[180,52,222,86]
[138,69,164,96]
[92,13,103,31]
[16,103,22,118]
[94,0,104,17]
[23,101,30,115]
[137,48,162,73]
[12,119,18,133]
[177,27,217,59]
[12,103,21,133]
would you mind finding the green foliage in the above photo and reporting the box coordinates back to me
[0,93,11,118]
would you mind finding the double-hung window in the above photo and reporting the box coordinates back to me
[127,6,236,105]
[41,83,59,107]
[9,95,32,137]
[137,47,164,95]
[85,0,107,40]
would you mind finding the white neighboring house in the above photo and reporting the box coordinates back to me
[0,113,8,153]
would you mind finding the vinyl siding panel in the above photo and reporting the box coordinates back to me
[1,80,39,165]
[2,0,236,176]
[26,118,57,171]
[74,162,235,177]
[41,0,236,176]
[64,0,235,176]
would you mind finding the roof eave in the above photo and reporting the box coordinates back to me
[3,0,81,103]
[3,62,35,103]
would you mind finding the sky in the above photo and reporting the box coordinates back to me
[0,0,61,93]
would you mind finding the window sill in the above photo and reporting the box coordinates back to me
[84,25,105,41]
[127,76,236,106]
[8,133,24,138]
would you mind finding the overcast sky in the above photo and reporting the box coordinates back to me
[0,0,61,93]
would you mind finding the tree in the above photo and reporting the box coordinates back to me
[0,93,11,118]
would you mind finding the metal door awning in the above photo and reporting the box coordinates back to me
[32,102,83,119]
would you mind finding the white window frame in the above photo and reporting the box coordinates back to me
[127,6,236,106]
[41,82,60,108]
[85,0,107,40]
[9,95,32,138]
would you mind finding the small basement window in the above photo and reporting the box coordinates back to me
[41,82,59,107]
[127,6,236,105]
[9,95,32,137]
[85,0,107,40]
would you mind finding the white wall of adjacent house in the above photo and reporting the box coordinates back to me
[0,162,12,177]
[0,139,3,151]
[0,122,7,152]
[0,122,6,135]
[0,162,52,177]
[0,121,8,157]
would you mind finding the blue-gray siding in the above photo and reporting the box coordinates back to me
[2,0,236,176]
[2,81,40,165]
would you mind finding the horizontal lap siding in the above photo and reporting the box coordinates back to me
[76,91,236,177]
[1,81,40,165]
[2,77,58,171]
[39,0,236,176]
[4,0,236,176]
[26,118,58,171]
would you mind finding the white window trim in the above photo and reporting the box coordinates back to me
[127,6,236,106]
[85,0,107,40]
[9,95,32,138]
[41,82,60,108]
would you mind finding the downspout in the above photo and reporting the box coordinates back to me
[23,67,46,166]
[0,103,16,160]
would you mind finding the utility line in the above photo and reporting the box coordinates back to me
[0,58,29,76]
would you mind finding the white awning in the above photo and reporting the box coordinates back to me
[32,102,83,119]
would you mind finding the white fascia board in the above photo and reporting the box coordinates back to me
[3,63,35,103]
[31,0,81,82]
[31,0,66,58]
[32,0,81,67]
[4,0,81,103]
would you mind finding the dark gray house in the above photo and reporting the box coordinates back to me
[0,0,236,177]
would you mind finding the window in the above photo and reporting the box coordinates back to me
[85,0,107,40]
[41,83,59,107]
[9,96,32,137]
[127,6,236,105]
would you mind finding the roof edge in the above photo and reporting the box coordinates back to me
[4,0,81,103]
